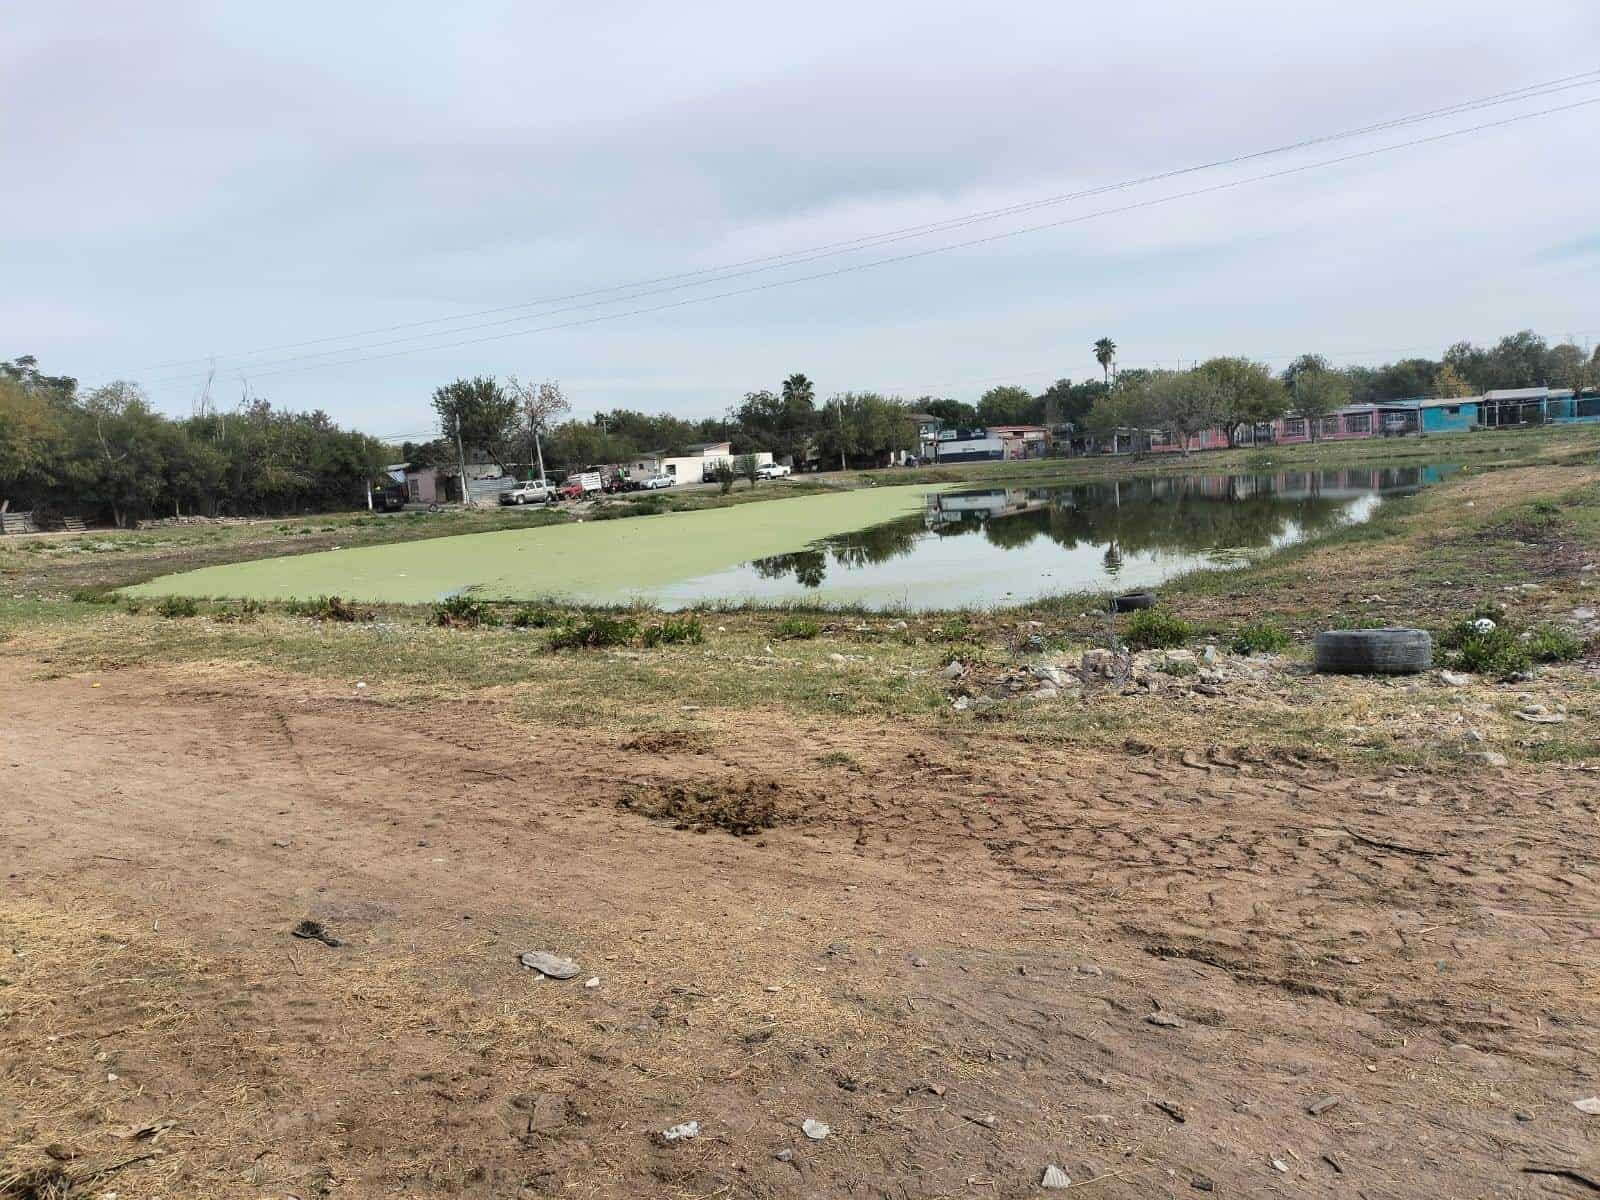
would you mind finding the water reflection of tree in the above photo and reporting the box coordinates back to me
[750,466,1451,589]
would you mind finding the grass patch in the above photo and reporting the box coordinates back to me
[153,595,199,619]
[641,615,705,647]
[1231,619,1291,655]
[430,594,502,628]
[509,604,562,629]
[285,594,369,622]
[773,615,822,640]
[1440,613,1530,679]
[548,615,639,650]
[1528,625,1585,663]
[1122,608,1193,650]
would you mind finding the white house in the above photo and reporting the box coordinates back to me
[627,441,773,483]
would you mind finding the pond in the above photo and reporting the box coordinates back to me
[126,465,1456,611]
[650,464,1457,610]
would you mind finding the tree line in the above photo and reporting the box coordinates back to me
[0,357,389,525]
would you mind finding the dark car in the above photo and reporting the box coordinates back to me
[374,484,408,512]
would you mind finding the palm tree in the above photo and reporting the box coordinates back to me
[1094,338,1117,384]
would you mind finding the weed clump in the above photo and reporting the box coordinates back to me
[1231,619,1290,655]
[773,615,821,640]
[1528,625,1584,663]
[641,615,704,647]
[1122,608,1193,650]
[431,595,501,628]
[548,615,638,650]
[153,595,199,619]
[509,605,561,629]
[1440,611,1529,678]
[286,595,368,622]
[70,586,118,605]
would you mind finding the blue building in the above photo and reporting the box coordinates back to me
[1418,398,1479,433]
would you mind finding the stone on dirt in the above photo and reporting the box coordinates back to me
[1146,1012,1185,1029]
[1468,751,1509,768]
[801,1119,830,1140]
[1041,1164,1071,1188]
[774,1148,794,1162]
[1439,670,1471,687]
[942,660,965,679]
[518,951,581,980]
[659,1120,700,1143]
[1572,1097,1600,1116]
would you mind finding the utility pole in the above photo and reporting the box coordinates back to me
[534,427,547,488]
[837,402,847,472]
[455,420,475,509]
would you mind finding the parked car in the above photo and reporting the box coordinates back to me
[373,484,408,512]
[499,480,552,506]
[640,474,675,490]
[756,463,792,479]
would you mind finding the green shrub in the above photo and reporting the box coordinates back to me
[549,615,638,650]
[153,595,199,619]
[774,615,822,640]
[1231,619,1290,655]
[71,587,119,605]
[1528,625,1583,663]
[1530,500,1561,516]
[286,595,367,622]
[1122,608,1193,650]
[1440,614,1530,678]
[509,605,561,629]
[431,595,501,628]
[641,615,704,647]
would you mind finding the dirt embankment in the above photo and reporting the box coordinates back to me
[4,661,1599,1198]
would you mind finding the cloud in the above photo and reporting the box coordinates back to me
[5,0,1599,423]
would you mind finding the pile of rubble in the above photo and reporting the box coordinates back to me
[947,643,1281,711]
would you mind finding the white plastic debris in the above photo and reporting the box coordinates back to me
[1573,1096,1600,1115]
[801,1119,830,1141]
[1472,617,1496,634]
[583,977,600,989]
[1041,1165,1072,1189]
[1271,1158,1290,1173]
[660,1120,700,1142]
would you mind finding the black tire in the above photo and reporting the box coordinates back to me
[1112,591,1157,613]
[1314,627,1432,675]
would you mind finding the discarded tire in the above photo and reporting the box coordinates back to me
[1111,591,1157,613]
[1314,627,1432,675]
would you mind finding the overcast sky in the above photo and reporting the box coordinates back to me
[5,1,1598,435]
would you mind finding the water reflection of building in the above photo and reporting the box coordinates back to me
[924,488,1051,527]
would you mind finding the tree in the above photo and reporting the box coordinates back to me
[0,374,67,510]
[1199,357,1286,446]
[710,460,735,494]
[734,377,817,465]
[817,393,914,469]
[733,452,760,489]
[1432,364,1472,399]
[1035,378,1105,429]
[1093,337,1117,383]
[1291,368,1351,440]
[920,397,978,428]
[975,385,1037,426]
[506,376,570,483]
[1149,370,1224,456]
[432,376,518,466]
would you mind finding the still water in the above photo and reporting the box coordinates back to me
[653,464,1456,611]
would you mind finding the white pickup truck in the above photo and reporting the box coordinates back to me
[756,462,792,479]
[499,480,552,505]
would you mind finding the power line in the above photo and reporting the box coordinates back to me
[129,69,1600,381]
[175,94,1600,388]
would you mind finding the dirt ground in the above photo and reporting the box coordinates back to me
[4,659,1599,1199]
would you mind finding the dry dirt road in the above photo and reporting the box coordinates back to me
[3,659,1598,1199]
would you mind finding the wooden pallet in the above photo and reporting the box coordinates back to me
[62,516,86,532]
[0,511,39,535]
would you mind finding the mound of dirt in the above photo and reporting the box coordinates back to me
[618,777,792,835]
[619,729,714,754]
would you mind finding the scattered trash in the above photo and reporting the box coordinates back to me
[774,1148,794,1163]
[1322,1153,1345,1174]
[1146,1012,1185,1029]
[583,977,600,989]
[1472,617,1497,634]
[1439,670,1471,687]
[291,919,341,947]
[659,1120,700,1143]
[1572,1097,1600,1116]
[1150,1099,1186,1123]
[1271,1158,1290,1173]
[1307,1095,1341,1117]
[518,950,581,979]
[965,1113,998,1129]
[1041,1164,1072,1189]
[801,1119,829,1141]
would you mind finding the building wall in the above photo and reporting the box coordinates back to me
[934,436,1005,463]
[1421,403,1477,433]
